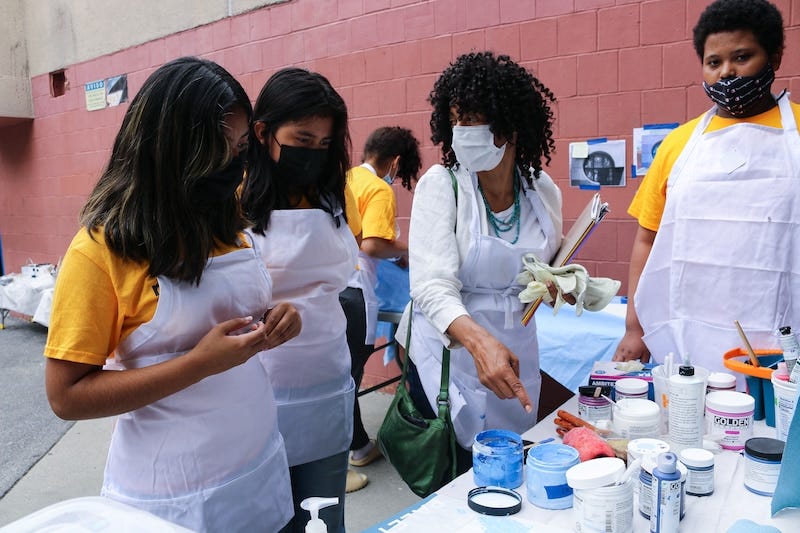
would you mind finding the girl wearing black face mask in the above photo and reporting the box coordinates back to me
[240,68,360,533]
[615,0,800,385]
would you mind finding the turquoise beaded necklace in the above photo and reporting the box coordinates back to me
[478,169,521,244]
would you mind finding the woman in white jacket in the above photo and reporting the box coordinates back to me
[402,51,565,474]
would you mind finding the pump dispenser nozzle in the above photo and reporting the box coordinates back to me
[301,497,339,533]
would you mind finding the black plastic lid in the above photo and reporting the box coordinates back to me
[779,325,792,335]
[678,365,695,376]
[745,437,785,461]
[579,385,612,398]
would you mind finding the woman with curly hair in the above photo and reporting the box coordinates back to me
[400,51,565,473]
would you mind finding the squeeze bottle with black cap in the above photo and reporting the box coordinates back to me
[778,326,799,378]
[650,452,681,533]
[668,362,705,452]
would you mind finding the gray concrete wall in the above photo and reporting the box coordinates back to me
[0,0,285,121]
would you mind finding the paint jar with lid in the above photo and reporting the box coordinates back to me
[615,378,649,401]
[525,443,580,509]
[566,457,634,533]
[472,429,523,489]
[706,372,736,393]
[743,437,785,496]
[705,391,755,451]
[578,385,613,424]
[612,399,661,440]
[678,448,714,496]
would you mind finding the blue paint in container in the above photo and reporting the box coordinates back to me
[472,429,524,489]
[526,443,580,509]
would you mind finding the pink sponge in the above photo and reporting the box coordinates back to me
[562,426,616,462]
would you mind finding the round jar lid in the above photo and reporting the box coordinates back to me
[627,438,670,462]
[745,437,785,462]
[613,398,660,419]
[616,378,649,395]
[566,457,625,490]
[706,391,755,412]
[679,448,714,468]
[707,372,736,388]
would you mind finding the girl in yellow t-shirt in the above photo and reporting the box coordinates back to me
[45,57,300,533]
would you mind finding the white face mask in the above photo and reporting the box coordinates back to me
[451,125,506,172]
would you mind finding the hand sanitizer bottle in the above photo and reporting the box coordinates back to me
[301,497,339,533]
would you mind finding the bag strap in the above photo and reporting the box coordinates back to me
[447,168,458,232]
[399,301,451,417]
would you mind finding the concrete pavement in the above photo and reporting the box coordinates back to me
[0,317,419,532]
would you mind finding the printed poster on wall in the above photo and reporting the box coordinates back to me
[106,74,128,107]
[84,79,106,111]
[632,123,679,177]
[568,139,626,188]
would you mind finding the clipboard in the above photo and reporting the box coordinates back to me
[520,193,609,326]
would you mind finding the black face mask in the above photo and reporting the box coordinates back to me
[274,141,329,189]
[192,156,244,204]
[702,63,776,116]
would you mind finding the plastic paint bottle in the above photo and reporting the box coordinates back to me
[668,364,705,452]
[525,442,580,509]
[705,391,755,451]
[650,452,681,533]
[615,378,650,401]
[678,448,714,496]
[706,372,736,394]
[578,385,613,424]
[778,325,799,377]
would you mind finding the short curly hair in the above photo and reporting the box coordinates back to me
[693,0,784,60]
[363,126,422,191]
[428,51,557,183]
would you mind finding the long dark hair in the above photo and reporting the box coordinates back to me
[428,51,557,184]
[80,57,252,285]
[241,68,351,233]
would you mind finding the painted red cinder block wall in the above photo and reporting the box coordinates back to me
[1,0,799,387]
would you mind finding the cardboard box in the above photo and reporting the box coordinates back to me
[588,361,657,401]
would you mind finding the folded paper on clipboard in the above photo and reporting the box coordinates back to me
[521,193,609,326]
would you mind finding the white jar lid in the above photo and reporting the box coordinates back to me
[627,438,670,462]
[616,378,649,395]
[613,398,660,419]
[679,448,714,468]
[707,372,736,388]
[566,457,625,490]
[706,391,755,412]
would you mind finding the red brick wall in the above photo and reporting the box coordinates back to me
[1,0,799,385]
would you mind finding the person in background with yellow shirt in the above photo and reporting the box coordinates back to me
[614,0,800,382]
[44,57,301,532]
[340,127,421,492]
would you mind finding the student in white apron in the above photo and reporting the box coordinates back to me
[340,127,422,490]
[44,58,301,533]
[241,68,358,533]
[400,51,567,473]
[615,0,800,382]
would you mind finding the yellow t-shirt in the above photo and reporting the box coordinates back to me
[44,229,248,366]
[346,165,397,241]
[629,100,800,231]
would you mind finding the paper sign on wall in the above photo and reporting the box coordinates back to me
[84,80,106,111]
[569,139,626,188]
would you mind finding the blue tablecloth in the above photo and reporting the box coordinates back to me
[372,260,626,390]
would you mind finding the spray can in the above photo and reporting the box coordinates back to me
[650,452,681,533]
[668,363,705,452]
[778,326,799,381]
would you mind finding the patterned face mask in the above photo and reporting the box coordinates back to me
[702,63,775,116]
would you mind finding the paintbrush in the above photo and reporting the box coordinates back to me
[734,320,760,367]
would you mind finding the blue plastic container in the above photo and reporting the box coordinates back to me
[525,443,580,509]
[472,429,523,489]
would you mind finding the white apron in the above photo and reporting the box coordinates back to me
[348,252,380,344]
[102,245,293,533]
[635,95,800,377]
[251,207,358,466]
[410,173,560,448]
